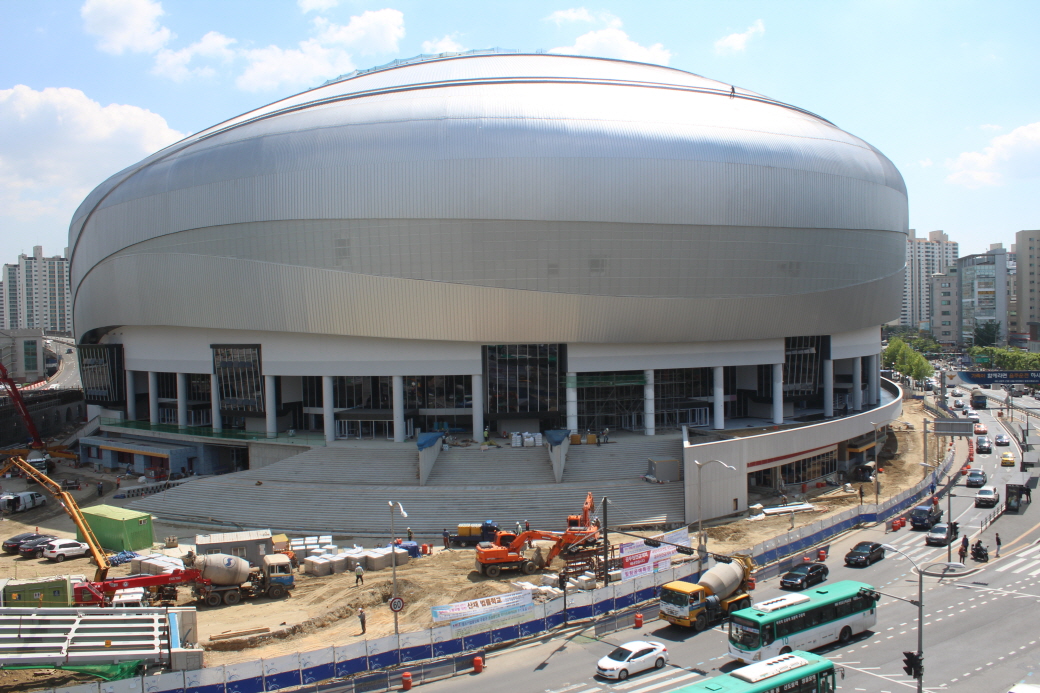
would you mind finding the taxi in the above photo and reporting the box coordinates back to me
[1002,452,1017,467]
[974,423,988,435]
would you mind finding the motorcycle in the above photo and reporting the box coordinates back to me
[971,545,989,562]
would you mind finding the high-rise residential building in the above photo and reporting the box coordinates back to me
[1015,230,1040,349]
[0,246,72,335]
[901,229,959,328]
[929,268,960,347]
[958,246,1008,347]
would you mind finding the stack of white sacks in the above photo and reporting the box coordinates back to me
[131,554,186,574]
[304,544,410,576]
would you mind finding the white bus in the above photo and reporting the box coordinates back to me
[728,580,879,663]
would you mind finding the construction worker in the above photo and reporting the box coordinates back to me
[442,528,450,549]
[355,563,365,586]
[406,527,414,542]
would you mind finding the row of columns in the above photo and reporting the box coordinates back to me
[821,353,882,418]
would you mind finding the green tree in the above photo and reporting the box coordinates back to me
[907,352,934,382]
[973,321,1002,348]
[882,338,910,370]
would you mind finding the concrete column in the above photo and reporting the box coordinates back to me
[392,375,405,442]
[566,372,578,433]
[176,372,188,428]
[643,369,655,435]
[852,356,863,411]
[148,371,159,425]
[471,373,484,438]
[265,375,277,438]
[823,359,834,418]
[713,366,725,430]
[210,373,222,431]
[322,375,335,443]
[125,370,136,422]
[772,363,784,425]
[868,353,880,405]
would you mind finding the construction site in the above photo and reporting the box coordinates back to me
[0,389,935,693]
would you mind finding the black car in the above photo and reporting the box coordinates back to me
[780,563,829,590]
[995,434,1011,446]
[16,534,58,558]
[844,541,885,566]
[976,437,992,454]
[965,469,988,488]
[3,532,50,554]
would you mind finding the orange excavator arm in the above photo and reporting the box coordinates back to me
[543,528,600,565]
[0,456,112,582]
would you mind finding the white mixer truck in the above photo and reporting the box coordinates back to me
[659,554,755,631]
[190,553,296,606]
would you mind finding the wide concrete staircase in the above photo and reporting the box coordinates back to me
[563,434,684,483]
[128,436,686,538]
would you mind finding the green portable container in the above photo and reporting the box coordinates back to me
[78,505,155,552]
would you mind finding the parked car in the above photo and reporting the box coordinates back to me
[975,486,1001,508]
[1002,452,1017,467]
[42,540,90,563]
[995,434,1011,446]
[926,523,958,546]
[0,491,46,513]
[596,641,668,680]
[844,541,885,566]
[909,503,943,529]
[16,534,59,558]
[976,437,993,454]
[974,423,988,435]
[966,469,988,488]
[780,563,829,590]
[3,532,52,554]
[953,400,964,409]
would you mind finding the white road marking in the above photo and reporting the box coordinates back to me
[996,558,1028,572]
[1014,559,1040,574]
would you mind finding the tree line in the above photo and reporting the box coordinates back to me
[882,337,934,382]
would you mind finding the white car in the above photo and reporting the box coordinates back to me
[42,539,90,562]
[596,640,668,680]
[951,389,964,397]
[953,400,964,409]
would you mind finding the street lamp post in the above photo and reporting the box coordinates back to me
[693,459,736,575]
[869,422,883,505]
[388,501,407,639]
[946,492,959,562]
[882,543,925,693]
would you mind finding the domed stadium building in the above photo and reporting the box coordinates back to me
[72,52,905,534]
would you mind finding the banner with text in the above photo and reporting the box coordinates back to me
[619,528,691,580]
[431,590,533,622]
[449,604,535,638]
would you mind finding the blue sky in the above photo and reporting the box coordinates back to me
[1,0,1038,262]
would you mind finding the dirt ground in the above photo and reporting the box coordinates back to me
[2,399,939,691]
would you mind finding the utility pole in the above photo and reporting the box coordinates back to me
[601,496,609,586]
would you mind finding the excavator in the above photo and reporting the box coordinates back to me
[0,361,78,474]
[475,491,601,578]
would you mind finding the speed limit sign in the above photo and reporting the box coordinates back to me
[389,597,405,612]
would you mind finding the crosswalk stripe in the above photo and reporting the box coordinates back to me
[1028,565,1040,577]
[1013,559,1040,574]
[1016,544,1040,560]
[628,671,702,693]
[613,669,679,689]
[996,558,1027,572]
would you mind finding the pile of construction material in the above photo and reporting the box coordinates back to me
[511,432,543,447]
[303,545,410,576]
[131,554,185,574]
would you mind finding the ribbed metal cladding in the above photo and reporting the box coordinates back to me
[70,53,907,344]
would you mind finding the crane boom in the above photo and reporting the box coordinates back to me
[0,363,44,449]
[0,456,112,581]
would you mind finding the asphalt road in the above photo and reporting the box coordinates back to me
[419,405,1040,693]
[46,339,80,389]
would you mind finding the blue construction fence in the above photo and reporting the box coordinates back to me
[45,564,700,693]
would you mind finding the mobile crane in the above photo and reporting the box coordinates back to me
[474,492,602,577]
[0,361,78,474]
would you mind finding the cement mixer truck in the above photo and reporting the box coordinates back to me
[191,553,296,606]
[659,554,755,631]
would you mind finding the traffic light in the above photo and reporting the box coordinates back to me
[902,651,923,678]
[858,587,881,602]
[951,521,959,537]
[643,538,662,548]
[676,545,695,555]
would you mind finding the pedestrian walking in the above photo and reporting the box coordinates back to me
[1026,486,1033,502]
[355,563,365,586]
[96,481,103,498]
[995,533,1002,557]
[442,528,450,549]
[930,481,936,496]
[961,535,969,551]
[406,527,414,542]
[358,607,366,634]
[958,544,967,562]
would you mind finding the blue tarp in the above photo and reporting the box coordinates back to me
[544,430,570,447]
[417,431,445,451]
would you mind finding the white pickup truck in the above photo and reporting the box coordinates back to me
[0,491,47,513]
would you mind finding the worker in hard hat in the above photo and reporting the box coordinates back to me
[407,527,414,542]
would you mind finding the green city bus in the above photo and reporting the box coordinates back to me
[676,651,838,693]
[728,580,878,663]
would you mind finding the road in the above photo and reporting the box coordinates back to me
[45,338,80,390]
[419,404,1040,693]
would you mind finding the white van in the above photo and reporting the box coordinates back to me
[0,492,47,513]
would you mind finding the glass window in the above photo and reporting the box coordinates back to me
[483,345,565,415]
[79,344,126,405]
[213,346,264,413]
[22,340,38,371]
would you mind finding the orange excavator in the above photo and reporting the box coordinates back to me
[475,492,601,578]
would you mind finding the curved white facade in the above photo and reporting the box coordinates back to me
[70,53,906,345]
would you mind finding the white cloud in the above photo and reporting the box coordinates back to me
[980,123,1002,132]
[0,85,183,227]
[919,158,934,168]
[947,121,1040,188]
[152,31,236,81]
[298,0,339,12]
[550,26,671,65]
[714,19,764,55]
[237,40,355,92]
[545,8,595,25]
[421,35,464,54]
[314,9,405,55]
[81,0,172,55]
